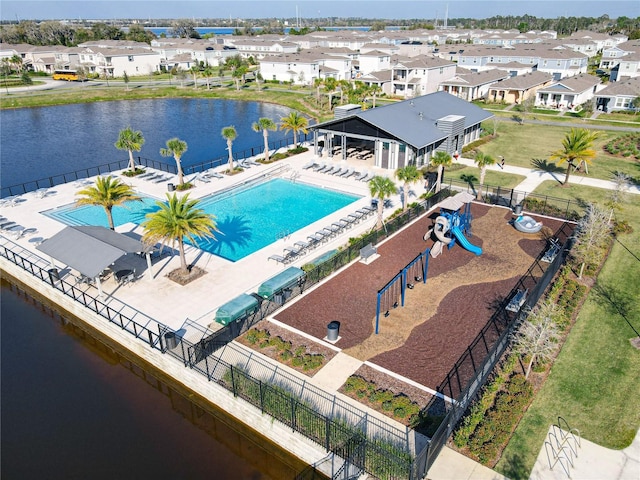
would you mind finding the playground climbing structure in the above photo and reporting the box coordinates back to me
[424,191,482,257]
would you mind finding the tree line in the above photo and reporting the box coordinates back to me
[2,14,638,47]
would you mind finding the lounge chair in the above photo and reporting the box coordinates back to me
[340,217,355,227]
[302,159,317,170]
[136,171,156,179]
[331,167,346,176]
[0,221,17,230]
[283,245,303,257]
[340,167,355,178]
[347,213,362,223]
[323,165,337,175]
[308,232,325,245]
[294,240,310,251]
[354,170,368,181]
[312,162,326,172]
[333,220,349,231]
[268,254,286,263]
[152,174,172,184]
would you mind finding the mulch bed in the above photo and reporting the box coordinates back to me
[275,203,567,391]
[235,321,338,377]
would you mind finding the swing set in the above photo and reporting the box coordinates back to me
[375,247,430,334]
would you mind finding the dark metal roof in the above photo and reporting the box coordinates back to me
[37,226,144,278]
[312,91,493,149]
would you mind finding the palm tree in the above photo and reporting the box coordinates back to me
[369,84,382,108]
[550,128,600,185]
[221,126,238,172]
[368,175,397,230]
[115,126,145,172]
[160,138,188,186]
[395,165,421,211]
[280,112,308,147]
[473,151,496,199]
[142,193,218,275]
[75,176,141,230]
[252,117,277,163]
[430,151,453,193]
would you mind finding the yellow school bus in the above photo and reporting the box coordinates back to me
[52,69,80,81]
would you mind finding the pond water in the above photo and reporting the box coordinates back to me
[0,98,293,189]
[1,279,305,479]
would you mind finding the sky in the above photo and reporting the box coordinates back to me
[1,0,638,22]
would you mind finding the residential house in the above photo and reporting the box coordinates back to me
[599,40,640,71]
[456,43,588,79]
[390,55,457,98]
[227,38,298,60]
[439,68,510,101]
[594,77,640,112]
[79,47,163,77]
[612,52,640,81]
[486,70,554,104]
[534,73,602,110]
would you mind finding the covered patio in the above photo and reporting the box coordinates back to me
[36,225,153,296]
[310,91,493,171]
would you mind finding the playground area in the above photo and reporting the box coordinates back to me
[274,200,569,392]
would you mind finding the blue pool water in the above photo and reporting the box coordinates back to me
[44,179,360,262]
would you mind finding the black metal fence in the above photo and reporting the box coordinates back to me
[0,236,412,480]
[0,181,577,480]
[443,178,584,221]
[0,241,166,351]
[183,133,312,175]
[412,220,575,475]
[0,133,310,198]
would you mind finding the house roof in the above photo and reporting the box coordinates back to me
[440,69,509,87]
[312,91,493,150]
[488,71,553,90]
[595,77,640,97]
[36,226,145,279]
[537,73,601,94]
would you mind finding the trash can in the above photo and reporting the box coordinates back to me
[326,321,340,342]
[167,183,175,192]
[47,268,60,284]
[164,331,179,349]
[514,204,523,215]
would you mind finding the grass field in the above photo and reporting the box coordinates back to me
[495,181,640,479]
[477,122,640,183]
[443,167,526,190]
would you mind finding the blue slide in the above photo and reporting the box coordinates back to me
[451,227,482,256]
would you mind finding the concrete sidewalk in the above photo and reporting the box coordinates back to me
[455,157,640,196]
[530,427,640,480]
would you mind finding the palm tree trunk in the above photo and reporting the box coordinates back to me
[263,130,270,163]
[178,238,189,274]
[403,183,409,211]
[436,165,443,193]
[175,158,184,185]
[293,131,298,148]
[377,200,384,229]
[563,163,571,185]
[128,150,135,171]
[227,140,234,171]
[106,207,115,230]
[478,167,487,199]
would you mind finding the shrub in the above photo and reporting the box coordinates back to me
[175,182,193,191]
[121,168,146,177]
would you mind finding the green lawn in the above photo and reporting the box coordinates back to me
[443,167,525,190]
[495,182,640,479]
[477,122,639,183]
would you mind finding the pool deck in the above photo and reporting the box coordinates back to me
[2,149,407,333]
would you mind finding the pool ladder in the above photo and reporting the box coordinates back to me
[276,230,291,241]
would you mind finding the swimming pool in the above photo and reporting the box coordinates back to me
[43,178,361,262]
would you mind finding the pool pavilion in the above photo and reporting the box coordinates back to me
[309,91,493,171]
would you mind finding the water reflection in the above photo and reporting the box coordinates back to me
[1,279,308,479]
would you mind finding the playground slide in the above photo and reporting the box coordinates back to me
[451,227,482,256]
